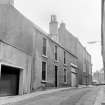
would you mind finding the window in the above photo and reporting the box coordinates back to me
[43,38,47,56]
[64,51,66,64]
[42,61,47,81]
[55,46,58,60]
[64,69,67,83]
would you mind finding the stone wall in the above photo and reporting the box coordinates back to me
[31,28,77,90]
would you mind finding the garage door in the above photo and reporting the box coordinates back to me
[71,73,77,87]
[0,65,20,96]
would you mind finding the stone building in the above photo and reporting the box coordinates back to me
[93,69,104,84]
[58,21,92,85]
[31,15,78,90]
[0,0,92,96]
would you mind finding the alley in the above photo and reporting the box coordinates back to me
[4,86,102,105]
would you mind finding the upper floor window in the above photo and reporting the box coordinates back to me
[43,38,47,56]
[64,51,66,64]
[42,61,47,81]
[54,45,58,60]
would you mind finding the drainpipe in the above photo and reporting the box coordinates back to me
[30,28,37,91]
[0,63,1,79]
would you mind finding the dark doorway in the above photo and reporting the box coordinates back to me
[55,65,58,87]
[0,65,20,96]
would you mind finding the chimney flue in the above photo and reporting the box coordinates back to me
[49,15,58,42]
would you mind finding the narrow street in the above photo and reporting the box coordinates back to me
[5,86,102,105]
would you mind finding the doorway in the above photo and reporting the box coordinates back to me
[0,65,20,96]
[71,73,77,87]
[55,65,58,87]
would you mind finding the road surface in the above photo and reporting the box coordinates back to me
[5,86,102,105]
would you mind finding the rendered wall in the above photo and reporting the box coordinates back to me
[0,42,32,95]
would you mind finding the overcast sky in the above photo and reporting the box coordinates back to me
[14,0,102,73]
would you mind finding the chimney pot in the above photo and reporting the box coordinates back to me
[60,22,66,28]
[51,15,57,22]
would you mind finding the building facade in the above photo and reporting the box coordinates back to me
[0,0,92,96]
[93,69,105,84]
[58,21,92,85]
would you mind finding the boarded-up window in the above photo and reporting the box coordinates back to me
[42,62,46,81]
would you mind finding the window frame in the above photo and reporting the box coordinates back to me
[64,68,67,83]
[42,61,47,81]
[64,51,66,64]
[54,45,58,60]
[42,37,47,56]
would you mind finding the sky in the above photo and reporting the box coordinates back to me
[14,0,102,73]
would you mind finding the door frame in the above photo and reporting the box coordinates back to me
[0,62,24,95]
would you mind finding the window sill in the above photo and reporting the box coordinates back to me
[64,64,67,67]
[64,82,67,84]
[71,71,77,74]
[54,60,59,63]
[41,80,48,84]
[70,63,78,68]
[42,55,48,59]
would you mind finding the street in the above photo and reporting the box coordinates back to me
[6,86,102,105]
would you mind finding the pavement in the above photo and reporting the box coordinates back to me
[94,86,105,105]
[100,86,105,105]
[0,85,100,105]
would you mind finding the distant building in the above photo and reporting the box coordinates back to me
[0,0,92,96]
[58,22,92,85]
[93,69,105,84]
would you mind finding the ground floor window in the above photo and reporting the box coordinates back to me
[64,69,67,83]
[42,61,47,81]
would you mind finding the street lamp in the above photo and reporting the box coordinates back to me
[86,41,101,85]
[87,41,101,44]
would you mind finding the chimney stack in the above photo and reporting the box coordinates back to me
[0,0,14,6]
[60,22,66,29]
[49,15,58,42]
